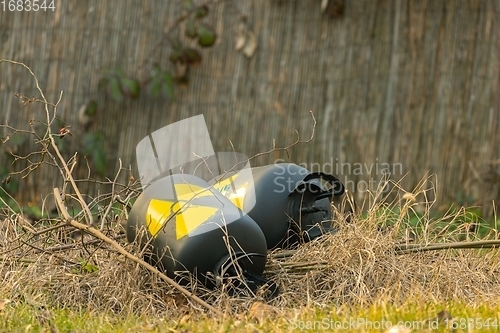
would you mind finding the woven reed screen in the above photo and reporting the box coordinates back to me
[0,0,498,215]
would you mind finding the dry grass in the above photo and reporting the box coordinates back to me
[265,177,500,310]
[1,175,499,320]
[268,217,500,308]
[1,60,499,328]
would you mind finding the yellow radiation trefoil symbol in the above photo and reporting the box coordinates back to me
[212,174,248,210]
[146,183,219,239]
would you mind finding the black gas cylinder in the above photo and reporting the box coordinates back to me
[210,163,345,249]
[127,173,268,289]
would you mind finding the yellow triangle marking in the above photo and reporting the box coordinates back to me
[147,199,175,236]
[225,182,248,210]
[145,183,220,239]
[213,175,248,210]
[175,183,213,198]
[213,174,238,190]
[175,204,219,239]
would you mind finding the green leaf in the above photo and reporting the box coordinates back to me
[98,77,109,91]
[108,78,123,102]
[92,148,107,175]
[150,79,161,97]
[162,76,174,99]
[82,132,107,175]
[121,77,140,99]
[148,66,174,99]
[197,24,216,47]
[169,37,183,52]
[114,68,126,77]
[162,85,174,99]
[77,258,99,274]
[194,5,208,18]
[162,83,174,99]
[161,71,174,98]
[85,100,98,117]
[183,48,202,66]
[99,68,132,101]
[162,71,173,85]
[169,50,184,64]
[186,19,197,39]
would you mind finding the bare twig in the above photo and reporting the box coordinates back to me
[48,148,94,226]
[0,59,94,226]
[270,239,500,260]
[45,234,126,252]
[19,239,79,265]
[395,239,500,254]
[247,110,316,162]
[53,187,223,316]
[99,159,123,230]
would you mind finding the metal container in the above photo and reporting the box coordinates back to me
[127,174,268,290]
[211,163,345,249]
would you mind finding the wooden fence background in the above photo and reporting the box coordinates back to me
[0,0,499,215]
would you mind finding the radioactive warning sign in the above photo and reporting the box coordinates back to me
[146,183,219,239]
[212,174,248,210]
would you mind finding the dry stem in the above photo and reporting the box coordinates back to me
[53,187,223,316]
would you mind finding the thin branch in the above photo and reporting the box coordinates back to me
[248,110,317,161]
[19,239,79,265]
[0,59,94,225]
[269,239,500,260]
[46,234,126,253]
[99,159,123,230]
[49,148,94,226]
[53,187,223,316]
[395,240,500,254]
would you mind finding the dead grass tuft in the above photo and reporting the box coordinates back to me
[267,217,500,308]
[1,60,499,319]
[2,175,499,319]
[0,225,189,316]
[262,176,500,310]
